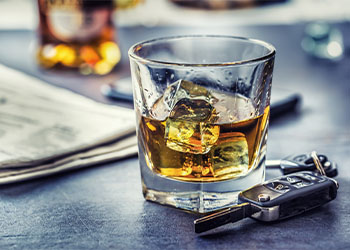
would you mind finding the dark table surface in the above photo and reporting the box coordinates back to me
[0,23,349,249]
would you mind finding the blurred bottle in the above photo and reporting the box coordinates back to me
[36,0,121,75]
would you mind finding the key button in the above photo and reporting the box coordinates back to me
[294,181,312,188]
[258,194,271,202]
[273,182,290,192]
[275,184,286,190]
[303,174,317,180]
[265,182,290,193]
[301,173,322,182]
[286,177,302,184]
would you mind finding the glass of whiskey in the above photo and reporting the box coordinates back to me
[129,35,275,213]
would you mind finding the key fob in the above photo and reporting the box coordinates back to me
[280,154,338,177]
[238,171,338,221]
[194,171,339,233]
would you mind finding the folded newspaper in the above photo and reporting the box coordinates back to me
[0,64,138,184]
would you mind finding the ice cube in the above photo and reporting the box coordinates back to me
[169,98,213,121]
[210,132,249,177]
[165,98,219,154]
[150,80,217,120]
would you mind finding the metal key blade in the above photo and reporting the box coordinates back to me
[265,160,283,169]
[266,159,302,174]
[194,203,260,233]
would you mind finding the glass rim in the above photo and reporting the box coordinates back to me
[128,35,276,67]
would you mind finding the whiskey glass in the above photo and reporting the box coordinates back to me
[129,35,275,213]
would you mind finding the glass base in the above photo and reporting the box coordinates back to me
[140,152,265,213]
[143,188,241,213]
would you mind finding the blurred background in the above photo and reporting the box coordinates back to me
[0,0,349,29]
[0,0,349,74]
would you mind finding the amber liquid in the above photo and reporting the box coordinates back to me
[36,0,120,75]
[138,94,269,182]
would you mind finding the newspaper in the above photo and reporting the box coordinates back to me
[0,64,138,184]
[0,135,138,184]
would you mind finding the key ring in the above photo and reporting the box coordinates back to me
[311,151,326,176]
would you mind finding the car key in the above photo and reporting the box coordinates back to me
[266,151,338,177]
[194,171,338,233]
